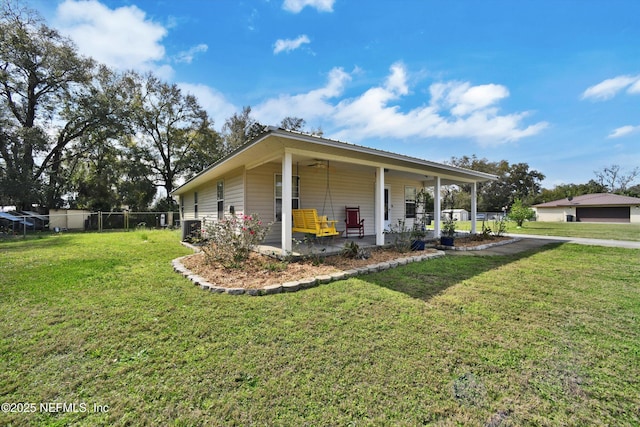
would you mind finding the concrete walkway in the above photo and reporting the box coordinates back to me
[506,234,640,250]
[449,234,640,256]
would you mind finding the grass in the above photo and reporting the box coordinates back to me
[1,230,639,426]
[453,220,640,241]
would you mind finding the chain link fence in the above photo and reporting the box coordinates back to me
[0,210,179,238]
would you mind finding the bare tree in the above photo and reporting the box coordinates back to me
[594,164,640,193]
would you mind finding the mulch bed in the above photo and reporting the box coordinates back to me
[181,236,510,289]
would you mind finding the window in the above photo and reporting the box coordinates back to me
[405,186,416,219]
[216,180,224,219]
[194,192,198,218]
[275,174,300,221]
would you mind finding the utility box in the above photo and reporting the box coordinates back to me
[182,220,201,241]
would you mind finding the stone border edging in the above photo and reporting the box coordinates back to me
[171,249,446,296]
[435,237,521,251]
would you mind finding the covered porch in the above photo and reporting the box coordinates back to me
[261,133,494,255]
[173,127,496,254]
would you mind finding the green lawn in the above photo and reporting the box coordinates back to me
[1,231,639,426]
[454,220,640,241]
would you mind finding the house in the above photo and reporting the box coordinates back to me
[48,209,91,230]
[172,127,497,254]
[533,193,640,223]
[442,209,469,221]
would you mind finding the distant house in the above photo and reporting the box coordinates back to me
[49,209,91,230]
[172,127,497,254]
[441,209,469,221]
[533,193,640,223]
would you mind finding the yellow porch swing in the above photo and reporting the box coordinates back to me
[291,160,340,237]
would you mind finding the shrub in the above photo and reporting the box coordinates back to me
[492,216,508,237]
[341,241,370,260]
[507,199,536,227]
[201,213,271,268]
[385,219,412,253]
[293,235,325,266]
[481,220,492,239]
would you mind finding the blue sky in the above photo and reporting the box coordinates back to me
[31,0,640,187]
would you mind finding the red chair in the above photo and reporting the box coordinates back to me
[345,206,365,238]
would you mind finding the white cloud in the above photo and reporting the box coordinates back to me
[253,62,547,145]
[581,75,640,101]
[178,83,237,130]
[282,0,335,13]
[432,82,509,116]
[154,64,176,82]
[273,35,311,54]
[331,64,546,145]
[253,67,351,124]
[55,0,168,72]
[175,44,208,64]
[608,125,640,139]
[629,79,640,94]
[385,63,409,96]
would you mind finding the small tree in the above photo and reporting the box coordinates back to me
[508,199,535,227]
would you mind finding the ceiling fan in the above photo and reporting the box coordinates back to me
[307,159,329,169]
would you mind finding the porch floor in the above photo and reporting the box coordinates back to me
[257,230,438,257]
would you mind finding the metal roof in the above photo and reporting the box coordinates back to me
[22,211,48,221]
[0,212,34,226]
[534,193,640,208]
[173,127,497,195]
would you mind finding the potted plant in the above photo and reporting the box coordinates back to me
[440,214,456,246]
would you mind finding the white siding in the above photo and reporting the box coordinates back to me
[246,163,281,242]
[384,175,425,230]
[299,165,376,235]
[49,209,91,230]
[182,160,430,242]
[226,172,244,215]
[244,163,427,240]
[535,207,571,222]
[182,168,244,224]
[246,162,377,241]
[182,192,194,220]
[246,163,278,222]
[441,209,469,221]
[198,184,217,224]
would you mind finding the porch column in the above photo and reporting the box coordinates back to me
[434,176,441,238]
[375,167,385,245]
[471,181,477,234]
[281,151,293,254]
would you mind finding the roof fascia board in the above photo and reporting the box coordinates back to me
[174,126,497,195]
[270,128,497,182]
